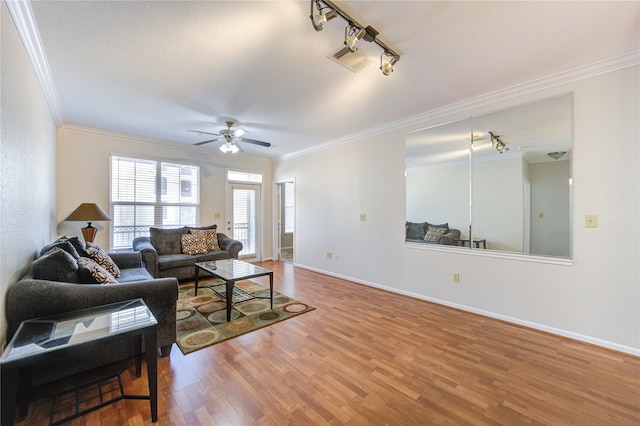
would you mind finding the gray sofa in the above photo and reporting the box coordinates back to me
[5,237,178,387]
[133,225,243,281]
[405,221,461,245]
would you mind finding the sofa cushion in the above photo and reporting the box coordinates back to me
[77,257,118,284]
[158,253,197,271]
[31,247,79,283]
[117,267,154,283]
[40,239,80,259]
[150,227,188,256]
[406,221,428,240]
[181,233,208,255]
[190,229,220,251]
[86,242,121,277]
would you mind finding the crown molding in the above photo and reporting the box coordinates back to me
[6,0,64,127]
[277,50,640,162]
[59,124,272,164]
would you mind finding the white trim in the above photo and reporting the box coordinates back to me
[294,263,639,357]
[6,0,64,127]
[277,50,640,162]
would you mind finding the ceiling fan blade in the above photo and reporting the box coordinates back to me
[188,130,220,137]
[193,138,221,146]
[241,137,271,148]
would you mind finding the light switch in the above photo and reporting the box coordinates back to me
[538,212,544,219]
[585,214,598,228]
[214,212,221,219]
[360,213,366,221]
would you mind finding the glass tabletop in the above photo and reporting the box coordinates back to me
[196,259,272,280]
[0,299,157,364]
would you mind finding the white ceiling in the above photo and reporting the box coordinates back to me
[26,1,639,159]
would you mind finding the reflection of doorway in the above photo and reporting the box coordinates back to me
[275,180,294,263]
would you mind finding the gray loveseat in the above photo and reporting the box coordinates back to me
[405,221,461,245]
[5,236,178,387]
[133,225,243,281]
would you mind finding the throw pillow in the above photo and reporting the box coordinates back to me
[66,236,89,257]
[181,233,208,255]
[424,226,448,242]
[190,229,220,251]
[40,238,80,259]
[86,242,121,277]
[150,227,188,256]
[405,221,428,240]
[77,257,118,284]
[31,247,80,283]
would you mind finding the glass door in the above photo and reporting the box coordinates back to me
[230,183,261,261]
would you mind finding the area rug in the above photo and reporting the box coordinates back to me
[176,279,314,354]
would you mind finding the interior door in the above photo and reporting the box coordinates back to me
[229,183,261,261]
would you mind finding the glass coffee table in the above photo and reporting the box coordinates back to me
[0,299,158,425]
[194,259,273,322]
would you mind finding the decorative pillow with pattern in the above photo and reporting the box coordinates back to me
[77,257,118,284]
[86,242,121,277]
[424,226,448,242]
[181,233,208,255]
[190,229,220,251]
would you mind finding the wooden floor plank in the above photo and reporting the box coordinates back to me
[11,261,640,425]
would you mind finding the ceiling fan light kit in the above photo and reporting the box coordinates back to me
[310,0,400,76]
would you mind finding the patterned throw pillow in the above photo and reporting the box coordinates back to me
[190,229,220,251]
[424,226,448,242]
[181,233,208,255]
[77,257,118,284]
[86,243,121,277]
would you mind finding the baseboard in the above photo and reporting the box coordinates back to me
[296,264,640,358]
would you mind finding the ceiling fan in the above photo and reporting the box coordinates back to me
[189,120,271,154]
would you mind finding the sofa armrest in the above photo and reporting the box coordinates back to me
[133,237,159,277]
[216,232,243,258]
[109,251,143,269]
[439,229,461,245]
[5,277,178,346]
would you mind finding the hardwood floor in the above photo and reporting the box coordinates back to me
[14,261,640,425]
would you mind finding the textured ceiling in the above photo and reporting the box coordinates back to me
[28,1,639,159]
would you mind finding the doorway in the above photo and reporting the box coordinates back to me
[275,180,295,263]
[229,183,261,261]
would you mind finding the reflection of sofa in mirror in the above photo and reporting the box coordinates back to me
[405,221,461,245]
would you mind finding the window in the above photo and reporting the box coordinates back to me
[110,155,200,250]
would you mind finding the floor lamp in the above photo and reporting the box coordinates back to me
[65,203,111,244]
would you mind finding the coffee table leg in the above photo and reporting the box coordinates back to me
[226,279,234,322]
[194,266,200,296]
[1,363,18,426]
[269,272,273,310]
[145,330,158,422]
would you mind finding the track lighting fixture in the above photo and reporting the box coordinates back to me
[310,0,400,76]
[489,131,509,154]
[345,25,366,52]
[381,51,399,75]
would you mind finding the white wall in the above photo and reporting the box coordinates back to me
[274,66,640,355]
[1,2,58,346]
[57,127,273,259]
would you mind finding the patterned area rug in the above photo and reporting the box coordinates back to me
[176,279,314,354]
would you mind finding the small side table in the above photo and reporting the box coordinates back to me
[454,238,487,249]
[0,299,158,426]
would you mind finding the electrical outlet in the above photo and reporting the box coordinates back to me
[326,252,332,259]
[452,273,460,283]
[214,212,221,219]
[360,213,367,221]
[335,254,340,261]
[585,214,598,228]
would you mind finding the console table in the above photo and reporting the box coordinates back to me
[0,299,158,426]
[454,238,487,249]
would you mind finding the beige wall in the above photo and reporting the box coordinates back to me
[56,127,273,257]
[274,65,640,355]
[1,2,58,346]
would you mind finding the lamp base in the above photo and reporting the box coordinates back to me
[81,223,97,244]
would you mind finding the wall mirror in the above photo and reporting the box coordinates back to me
[406,93,573,259]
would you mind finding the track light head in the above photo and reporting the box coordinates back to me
[310,1,337,31]
[380,52,399,75]
[489,131,509,153]
[345,26,366,52]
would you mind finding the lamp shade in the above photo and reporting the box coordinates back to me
[66,203,111,222]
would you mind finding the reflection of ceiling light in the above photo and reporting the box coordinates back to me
[489,131,509,154]
[547,151,567,160]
